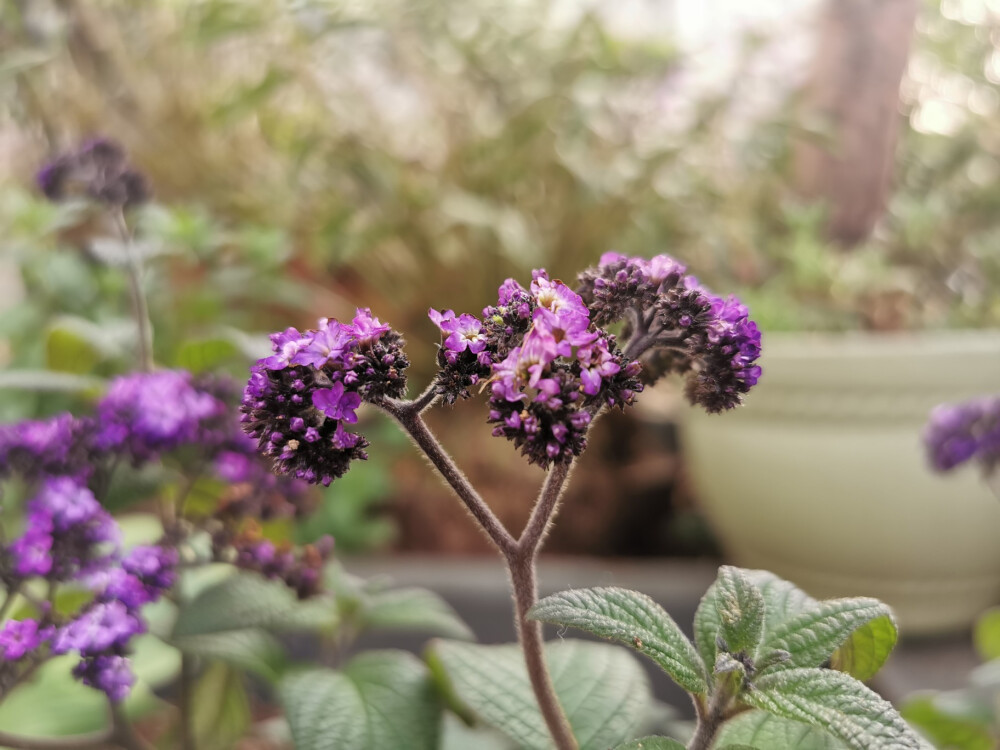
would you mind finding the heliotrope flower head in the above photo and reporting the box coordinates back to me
[241,310,406,485]
[95,370,227,463]
[241,362,368,486]
[924,397,1000,474]
[2,478,120,586]
[0,618,51,661]
[74,654,135,703]
[577,253,761,413]
[213,523,334,599]
[0,413,96,481]
[37,138,149,208]
[679,283,762,413]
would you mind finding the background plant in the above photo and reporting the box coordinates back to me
[3,0,999,344]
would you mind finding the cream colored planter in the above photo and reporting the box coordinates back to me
[684,331,1000,635]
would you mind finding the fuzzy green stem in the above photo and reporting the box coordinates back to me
[687,684,733,750]
[113,210,154,373]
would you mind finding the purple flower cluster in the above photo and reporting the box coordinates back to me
[241,309,408,485]
[430,271,642,467]
[0,542,176,702]
[0,413,96,481]
[0,618,51,661]
[53,544,176,701]
[2,478,119,586]
[0,369,307,703]
[212,434,314,521]
[924,397,1000,474]
[37,138,149,208]
[96,370,227,463]
[578,252,762,413]
[216,530,334,599]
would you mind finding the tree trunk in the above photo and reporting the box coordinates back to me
[794,0,920,246]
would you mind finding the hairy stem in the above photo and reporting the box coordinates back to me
[507,550,578,750]
[687,685,732,750]
[377,395,577,748]
[110,702,154,750]
[378,399,515,556]
[506,459,578,750]
[178,654,196,750]
[409,381,441,414]
[114,210,154,373]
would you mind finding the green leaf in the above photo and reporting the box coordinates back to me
[763,598,895,674]
[0,634,179,737]
[44,316,128,374]
[174,337,242,373]
[901,693,993,750]
[716,712,848,749]
[45,326,100,374]
[279,650,442,750]
[0,370,105,393]
[172,629,286,681]
[116,513,165,549]
[694,570,894,681]
[827,614,897,682]
[441,712,517,750]
[190,663,252,750]
[715,567,765,657]
[529,587,707,694]
[612,737,686,749]
[362,587,474,640]
[974,607,1000,661]
[427,638,651,750]
[173,573,297,637]
[172,572,334,637]
[742,668,924,750]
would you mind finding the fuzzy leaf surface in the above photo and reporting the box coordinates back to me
[763,598,895,674]
[715,566,766,657]
[427,638,650,750]
[279,650,441,750]
[694,569,895,680]
[715,712,848,749]
[529,587,706,693]
[172,572,334,637]
[611,737,685,749]
[362,587,474,640]
[171,629,286,681]
[827,613,897,682]
[743,668,924,750]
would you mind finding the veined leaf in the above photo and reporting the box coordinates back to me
[529,587,707,694]
[427,639,651,750]
[715,567,765,657]
[611,737,686,749]
[694,569,896,681]
[172,572,334,637]
[715,711,848,749]
[172,629,286,681]
[742,668,924,750]
[362,587,473,641]
[763,598,895,674]
[279,650,442,750]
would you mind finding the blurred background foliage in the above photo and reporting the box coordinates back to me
[1,0,999,554]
